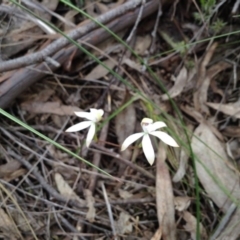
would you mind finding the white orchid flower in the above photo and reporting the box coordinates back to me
[121,118,179,165]
[66,108,104,147]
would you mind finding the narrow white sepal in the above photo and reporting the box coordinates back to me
[86,123,96,147]
[147,121,167,132]
[121,132,144,151]
[74,112,95,121]
[65,121,92,132]
[150,131,179,147]
[142,134,155,165]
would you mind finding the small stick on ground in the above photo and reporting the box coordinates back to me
[101,182,117,240]
[91,145,155,180]
[57,214,88,240]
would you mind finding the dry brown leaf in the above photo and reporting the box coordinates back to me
[0,146,26,181]
[193,43,218,113]
[222,126,240,137]
[156,143,176,240]
[173,147,189,182]
[174,196,191,212]
[0,160,21,178]
[194,60,231,114]
[207,101,240,119]
[210,78,224,97]
[34,89,55,102]
[115,100,136,144]
[85,0,98,17]
[5,169,26,182]
[91,38,123,58]
[196,75,211,114]
[86,0,123,16]
[161,66,188,100]
[10,208,44,233]
[182,211,207,240]
[215,207,240,239]
[51,115,68,128]
[95,2,109,13]
[21,101,81,115]
[63,10,77,32]
[0,163,26,182]
[84,189,96,222]
[116,212,133,234]
[54,173,86,205]
[0,70,15,83]
[134,35,151,55]
[180,104,224,141]
[122,58,143,72]
[118,189,133,199]
[0,208,20,239]
[47,145,69,163]
[151,227,162,240]
[180,104,205,123]
[207,61,231,79]
[173,124,194,183]
[226,140,240,160]
[115,101,136,174]
[191,123,240,212]
[85,59,117,80]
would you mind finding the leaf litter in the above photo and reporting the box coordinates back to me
[1,1,240,239]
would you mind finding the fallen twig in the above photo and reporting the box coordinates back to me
[91,145,155,180]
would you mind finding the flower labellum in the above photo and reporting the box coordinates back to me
[121,118,179,165]
[66,108,104,147]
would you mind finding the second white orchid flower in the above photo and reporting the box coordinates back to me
[66,108,104,147]
[121,118,179,165]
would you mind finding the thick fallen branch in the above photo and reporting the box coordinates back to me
[0,0,143,72]
[0,0,170,108]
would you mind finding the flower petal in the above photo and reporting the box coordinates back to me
[150,131,179,147]
[121,133,144,151]
[90,109,104,122]
[74,111,95,121]
[147,121,167,132]
[142,134,155,165]
[86,123,96,147]
[65,121,91,132]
